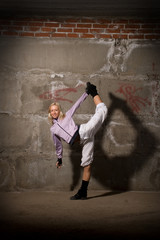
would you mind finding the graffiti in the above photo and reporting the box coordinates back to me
[39,84,82,103]
[116,83,151,113]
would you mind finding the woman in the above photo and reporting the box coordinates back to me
[48,82,107,200]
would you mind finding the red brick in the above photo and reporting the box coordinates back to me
[57,28,72,33]
[108,24,124,29]
[45,23,59,27]
[90,28,105,33]
[81,33,95,38]
[97,34,112,38]
[121,29,136,33]
[41,27,54,32]
[67,33,79,38]
[93,24,108,28]
[35,33,50,37]
[52,33,66,37]
[61,23,76,28]
[107,29,120,33]
[2,17,159,40]
[77,24,92,28]
[113,34,128,39]
[74,28,88,33]
[19,32,34,37]
[129,35,144,39]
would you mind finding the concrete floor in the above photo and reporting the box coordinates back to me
[0,190,160,240]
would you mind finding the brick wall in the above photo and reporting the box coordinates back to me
[0,17,160,39]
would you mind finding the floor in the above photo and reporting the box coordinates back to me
[0,190,160,239]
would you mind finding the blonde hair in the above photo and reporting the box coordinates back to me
[48,102,65,125]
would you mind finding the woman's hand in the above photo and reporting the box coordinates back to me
[56,158,62,168]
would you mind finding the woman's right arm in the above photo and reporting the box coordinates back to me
[52,133,63,159]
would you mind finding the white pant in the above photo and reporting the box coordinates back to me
[79,103,107,167]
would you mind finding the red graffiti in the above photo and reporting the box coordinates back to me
[116,83,151,113]
[39,85,82,103]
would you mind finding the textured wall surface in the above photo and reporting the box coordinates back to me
[1,17,160,39]
[0,17,160,191]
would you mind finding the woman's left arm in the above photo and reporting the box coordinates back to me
[66,92,88,117]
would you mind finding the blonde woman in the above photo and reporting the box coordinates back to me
[48,82,107,200]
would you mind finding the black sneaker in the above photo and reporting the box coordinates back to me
[70,189,87,200]
[70,193,87,200]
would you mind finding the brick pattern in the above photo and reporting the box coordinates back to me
[0,17,160,39]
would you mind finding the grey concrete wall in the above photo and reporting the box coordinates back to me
[0,37,160,191]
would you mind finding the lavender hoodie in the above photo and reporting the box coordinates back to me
[50,92,88,158]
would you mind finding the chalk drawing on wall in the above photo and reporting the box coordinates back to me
[39,80,84,103]
[116,83,151,113]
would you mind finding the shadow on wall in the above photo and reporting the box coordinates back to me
[69,93,158,191]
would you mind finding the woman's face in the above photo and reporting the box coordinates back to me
[50,105,60,119]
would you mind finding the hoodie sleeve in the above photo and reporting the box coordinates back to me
[66,92,88,117]
[52,133,63,159]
